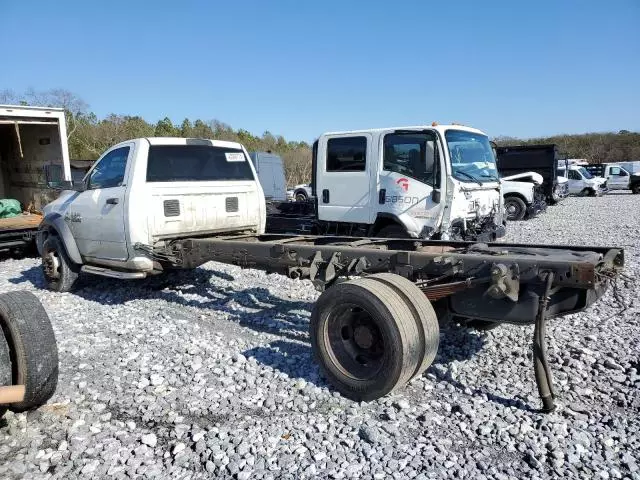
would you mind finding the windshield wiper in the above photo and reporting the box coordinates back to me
[456,170,483,185]
[480,174,500,182]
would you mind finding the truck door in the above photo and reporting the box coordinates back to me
[567,169,583,194]
[378,131,442,236]
[607,166,629,190]
[66,145,131,260]
[316,134,373,223]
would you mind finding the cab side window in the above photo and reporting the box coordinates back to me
[88,147,130,189]
[568,170,581,180]
[383,132,439,186]
[610,166,621,175]
[326,137,366,172]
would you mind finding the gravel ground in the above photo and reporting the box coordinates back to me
[1,193,639,480]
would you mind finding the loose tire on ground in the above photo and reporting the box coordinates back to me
[0,291,58,411]
[310,277,421,401]
[504,196,527,221]
[366,273,439,379]
[42,236,79,292]
[0,329,9,417]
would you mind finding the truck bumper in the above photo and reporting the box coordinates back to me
[527,198,547,218]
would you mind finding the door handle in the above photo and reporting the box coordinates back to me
[106,198,119,205]
[322,189,329,203]
[379,189,386,204]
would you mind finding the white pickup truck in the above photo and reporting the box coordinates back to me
[557,164,607,196]
[39,137,265,291]
[501,172,546,221]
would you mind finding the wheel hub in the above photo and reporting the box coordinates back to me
[43,252,60,279]
[353,325,374,349]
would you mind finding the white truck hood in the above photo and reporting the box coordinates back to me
[502,171,544,186]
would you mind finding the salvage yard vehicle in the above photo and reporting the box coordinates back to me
[0,291,58,413]
[249,151,287,201]
[495,144,569,204]
[501,172,546,221]
[270,124,506,242]
[558,164,608,196]
[584,163,640,194]
[35,135,625,411]
[0,105,70,252]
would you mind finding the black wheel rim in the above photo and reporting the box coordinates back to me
[325,302,385,380]
[505,201,521,220]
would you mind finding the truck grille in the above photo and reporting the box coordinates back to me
[163,199,180,217]
[225,197,239,213]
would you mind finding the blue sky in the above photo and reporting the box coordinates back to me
[1,0,639,142]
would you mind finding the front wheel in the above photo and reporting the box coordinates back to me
[294,190,308,202]
[632,184,640,195]
[42,236,79,292]
[504,196,527,221]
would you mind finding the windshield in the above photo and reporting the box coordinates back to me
[445,130,499,183]
[579,167,593,179]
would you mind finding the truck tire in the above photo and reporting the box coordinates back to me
[0,328,11,387]
[294,190,308,202]
[0,328,10,417]
[376,224,412,250]
[0,291,58,412]
[42,236,79,292]
[579,188,593,197]
[366,273,439,379]
[632,184,640,195]
[310,277,421,401]
[504,196,527,221]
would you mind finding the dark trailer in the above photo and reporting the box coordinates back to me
[496,144,567,204]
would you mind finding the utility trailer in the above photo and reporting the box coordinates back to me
[164,233,624,412]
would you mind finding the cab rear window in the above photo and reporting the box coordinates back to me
[146,145,254,182]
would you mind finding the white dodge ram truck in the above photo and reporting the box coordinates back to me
[38,137,265,291]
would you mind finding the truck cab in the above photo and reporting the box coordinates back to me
[584,163,640,193]
[313,125,504,241]
[39,137,265,284]
[557,164,607,196]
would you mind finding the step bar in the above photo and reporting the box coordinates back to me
[81,265,147,280]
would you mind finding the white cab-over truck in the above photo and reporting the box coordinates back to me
[272,124,506,241]
[38,135,623,410]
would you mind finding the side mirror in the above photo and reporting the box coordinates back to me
[431,188,441,204]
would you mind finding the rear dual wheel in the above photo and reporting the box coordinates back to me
[310,274,439,401]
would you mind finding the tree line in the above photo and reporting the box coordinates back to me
[1,88,312,185]
[2,89,638,186]
[494,131,640,164]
